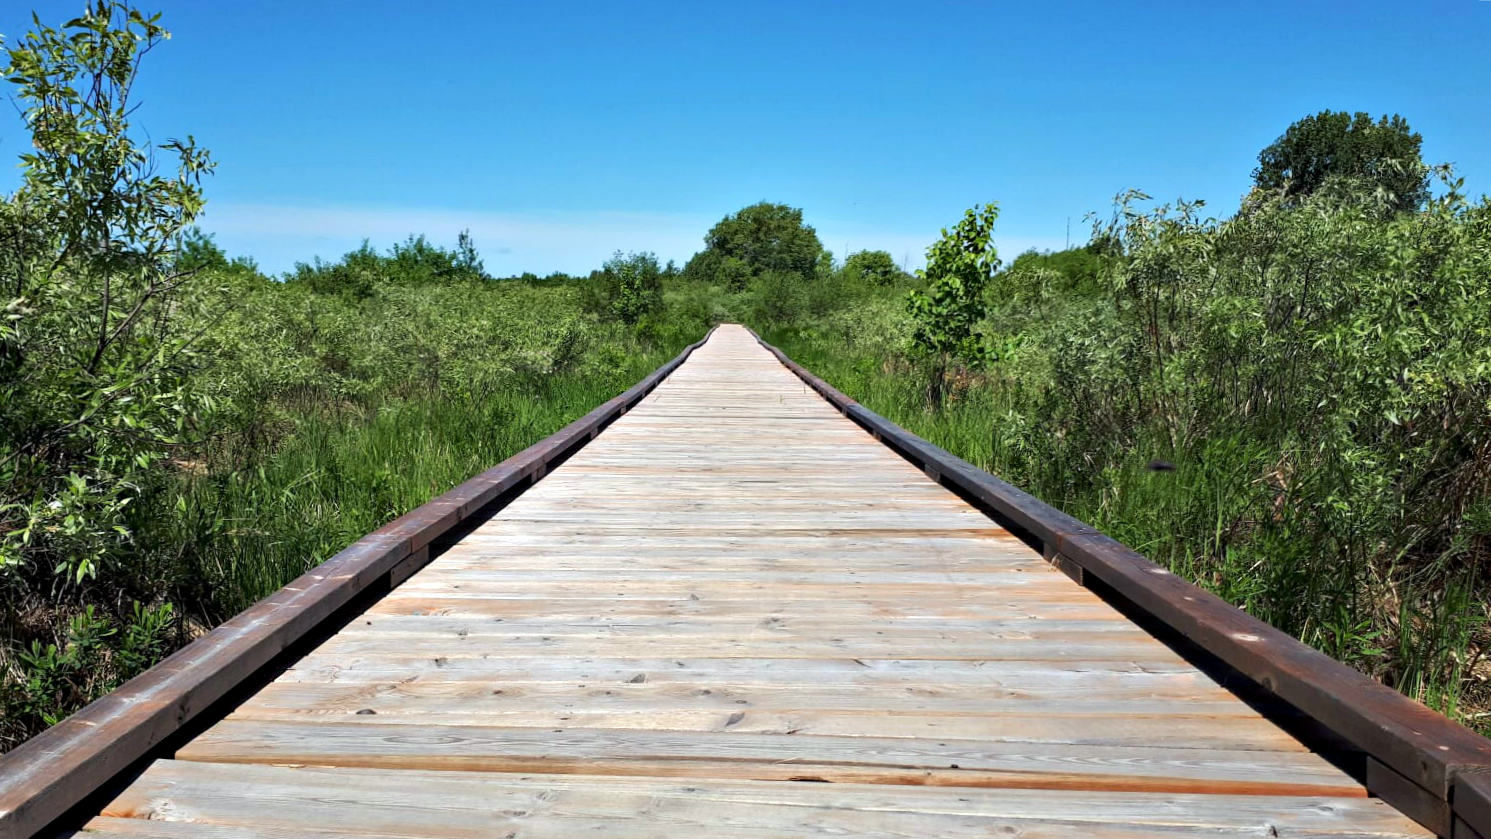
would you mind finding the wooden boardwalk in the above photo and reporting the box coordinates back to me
[69,325,1430,837]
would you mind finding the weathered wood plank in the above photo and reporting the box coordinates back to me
[215,707,1316,752]
[276,655,1206,681]
[86,761,1433,839]
[230,678,1269,718]
[84,761,1434,839]
[363,595,1120,620]
[176,719,1362,796]
[307,633,1192,662]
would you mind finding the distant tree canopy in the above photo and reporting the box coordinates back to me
[1253,111,1429,213]
[177,228,229,271]
[842,249,902,286]
[285,232,491,296]
[176,228,258,274]
[1004,244,1108,294]
[684,202,823,289]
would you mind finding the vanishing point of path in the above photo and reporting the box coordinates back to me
[73,325,1428,838]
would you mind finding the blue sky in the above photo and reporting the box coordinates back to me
[2,1,1488,276]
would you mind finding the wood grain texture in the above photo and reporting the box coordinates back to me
[43,325,1438,837]
[83,760,1434,839]
[178,718,1364,796]
[1454,770,1491,838]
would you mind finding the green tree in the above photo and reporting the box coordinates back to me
[1003,245,1107,296]
[906,203,1001,406]
[600,250,663,324]
[454,229,486,279]
[285,233,487,295]
[177,228,229,271]
[843,249,902,285]
[286,242,380,298]
[175,228,259,275]
[1254,111,1429,213]
[1,1,215,585]
[682,249,753,291]
[0,1,208,746]
[684,202,823,288]
[388,234,487,284]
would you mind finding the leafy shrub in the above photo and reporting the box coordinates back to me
[0,601,175,745]
[594,251,663,325]
[906,203,1001,405]
[0,1,219,747]
[0,0,215,580]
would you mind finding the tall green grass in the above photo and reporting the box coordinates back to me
[159,351,682,619]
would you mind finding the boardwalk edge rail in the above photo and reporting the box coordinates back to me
[0,327,719,839]
[750,327,1491,839]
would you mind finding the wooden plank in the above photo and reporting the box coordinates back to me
[281,652,1208,673]
[216,707,1317,752]
[362,595,1122,620]
[276,655,1206,682]
[331,615,1152,638]
[382,568,1080,585]
[388,579,1090,600]
[175,720,1362,796]
[307,633,1191,662]
[229,679,1269,719]
[1371,757,1452,837]
[85,760,1432,839]
[1454,770,1491,839]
